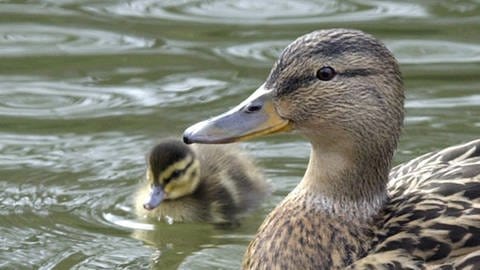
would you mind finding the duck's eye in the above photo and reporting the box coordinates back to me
[171,169,182,178]
[316,66,336,81]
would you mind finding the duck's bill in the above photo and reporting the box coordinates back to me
[143,185,164,210]
[183,84,292,144]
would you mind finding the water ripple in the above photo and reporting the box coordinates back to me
[0,169,148,269]
[0,3,76,16]
[179,244,243,270]
[214,38,480,68]
[0,73,251,119]
[213,40,288,67]
[406,94,480,108]
[0,184,61,216]
[0,24,155,56]
[0,77,161,119]
[103,212,154,231]
[153,72,234,105]
[1,220,151,269]
[84,0,427,24]
[390,39,480,64]
[0,132,150,178]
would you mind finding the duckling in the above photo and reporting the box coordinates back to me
[134,139,269,224]
[183,29,480,269]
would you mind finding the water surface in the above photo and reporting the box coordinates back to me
[1,0,479,269]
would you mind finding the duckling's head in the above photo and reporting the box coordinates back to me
[143,140,200,210]
[184,28,404,162]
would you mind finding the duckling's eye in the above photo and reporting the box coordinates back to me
[316,66,336,81]
[171,169,182,178]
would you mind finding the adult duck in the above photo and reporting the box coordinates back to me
[183,29,480,269]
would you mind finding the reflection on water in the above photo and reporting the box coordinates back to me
[389,39,480,64]
[179,244,244,270]
[0,24,155,56]
[0,78,159,118]
[0,132,148,176]
[85,0,427,24]
[407,94,480,108]
[1,0,479,269]
[104,212,155,231]
[213,40,288,67]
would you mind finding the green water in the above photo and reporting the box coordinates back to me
[1,1,479,269]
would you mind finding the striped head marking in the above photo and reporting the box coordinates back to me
[147,140,200,200]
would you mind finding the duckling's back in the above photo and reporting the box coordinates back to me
[192,144,270,224]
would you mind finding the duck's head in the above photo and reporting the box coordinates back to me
[143,140,200,210]
[184,29,404,163]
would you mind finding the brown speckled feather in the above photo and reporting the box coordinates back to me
[244,141,480,270]
[244,190,375,269]
[349,140,480,269]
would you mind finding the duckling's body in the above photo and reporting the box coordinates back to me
[134,140,268,224]
[184,29,480,269]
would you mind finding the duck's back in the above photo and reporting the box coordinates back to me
[192,144,269,224]
[350,139,480,269]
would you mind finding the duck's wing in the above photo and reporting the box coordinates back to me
[349,139,480,269]
[389,139,480,192]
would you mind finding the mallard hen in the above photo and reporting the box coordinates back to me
[183,29,480,269]
[134,139,269,225]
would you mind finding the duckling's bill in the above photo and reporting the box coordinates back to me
[184,84,292,144]
[143,185,164,210]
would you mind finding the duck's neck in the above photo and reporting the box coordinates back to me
[244,137,395,269]
[298,139,390,220]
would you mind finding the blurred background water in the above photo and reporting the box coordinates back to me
[0,0,479,269]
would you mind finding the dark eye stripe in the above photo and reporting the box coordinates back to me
[163,157,195,185]
[277,75,316,95]
[341,68,376,77]
[279,68,379,94]
[274,67,377,97]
